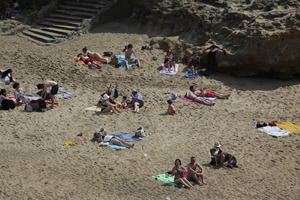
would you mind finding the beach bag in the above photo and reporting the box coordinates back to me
[103,51,113,57]
[50,85,59,95]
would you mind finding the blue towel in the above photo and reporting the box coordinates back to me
[106,143,127,149]
[114,55,138,67]
[184,72,200,78]
[109,132,141,142]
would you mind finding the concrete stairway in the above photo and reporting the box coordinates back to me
[21,0,114,45]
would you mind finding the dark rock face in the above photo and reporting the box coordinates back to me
[128,0,300,78]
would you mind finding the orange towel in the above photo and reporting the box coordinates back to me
[73,56,101,65]
[276,122,300,134]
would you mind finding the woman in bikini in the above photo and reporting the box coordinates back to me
[172,159,193,189]
[93,128,134,148]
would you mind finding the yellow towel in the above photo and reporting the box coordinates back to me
[276,122,300,134]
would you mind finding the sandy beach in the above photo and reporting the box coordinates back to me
[0,22,300,200]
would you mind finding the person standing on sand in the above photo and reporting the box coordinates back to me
[204,44,226,75]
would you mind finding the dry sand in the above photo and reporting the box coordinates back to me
[0,22,300,200]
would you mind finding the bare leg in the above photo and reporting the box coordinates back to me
[191,173,201,184]
[102,106,115,113]
[182,177,193,188]
[216,93,230,99]
[133,102,140,112]
[111,138,134,148]
[174,178,191,189]
[125,60,129,70]
[193,97,215,106]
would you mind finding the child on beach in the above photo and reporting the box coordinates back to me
[12,82,27,104]
[167,100,176,115]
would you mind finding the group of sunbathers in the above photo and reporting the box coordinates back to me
[171,142,238,189]
[97,87,145,113]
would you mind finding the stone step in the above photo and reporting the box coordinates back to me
[44,17,82,27]
[22,30,56,43]
[49,13,86,22]
[54,9,95,18]
[28,28,64,39]
[59,5,99,13]
[40,27,72,35]
[39,22,80,31]
[64,0,110,4]
[62,1,108,9]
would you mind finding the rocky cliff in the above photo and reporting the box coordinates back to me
[128,0,300,78]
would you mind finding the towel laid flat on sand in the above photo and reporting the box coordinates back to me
[85,106,102,112]
[160,64,179,75]
[257,126,291,137]
[8,95,59,105]
[179,95,216,105]
[104,143,127,150]
[73,56,101,65]
[276,122,300,134]
[114,55,138,67]
[109,132,142,142]
[184,72,200,78]
[152,174,177,186]
[55,92,76,99]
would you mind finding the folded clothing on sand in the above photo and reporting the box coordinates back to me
[257,126,291,137]
[160,64,179,75]
[276,122,300,134]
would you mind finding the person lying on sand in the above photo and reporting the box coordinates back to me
[131,89,144,113]
[0,68,15,85]
[187,157,206,185]
[195,87,230,99]
[77,53,101,69]
[166,100,176,115]
[186,86,215,106]
[92,128,134,148]
[0,89,16,110]
[188,52,201,74]
[99,94,119,113]
[124,44,140,70]
[82,47,109,64]
[36,80,58,109]
[172,159,193,189]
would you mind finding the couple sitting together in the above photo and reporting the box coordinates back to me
[98,88,144,113]
[186,85,230,106]
[210,142,238,168]
[76,47,109,69]
[171,157,206,189]
[163,49,177,72]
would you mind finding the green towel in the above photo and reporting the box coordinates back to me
[152,173,180,187]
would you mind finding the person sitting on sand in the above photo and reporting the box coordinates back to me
[188,52,201,74]
[99,94,119,113]
[117,95,130,109]
[131,89,144,113]
[77,53,101,69]
[0,89,16,110]
[82,47,109,64]
[187,157,206,185]
[186,86,215,106]
[210,142,223,167]
[12,82,27,104]
[172,159,193,189]
[219,152,238,168]
[124,44,140,69]
[92,128,134,148]
[0,68,15,85]
[36,80,58,109]
[164,49,174,63]
[166,99,176,115]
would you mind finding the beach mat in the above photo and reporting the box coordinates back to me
[160,64,179,75]
[8,95,59,105]
[85,106,102,112]
[105,143,127,149]
[276,122,300,134]
[179,95,215,105]
[73,56,101,65]
[55,92,76,99]
[114,55,138,68]
[109,132,141,142]
[257,126,291,137]
[184,72,200,78]
[152,173,177,187]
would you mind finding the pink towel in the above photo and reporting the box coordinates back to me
[179,95,212,105]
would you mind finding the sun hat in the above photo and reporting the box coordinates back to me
[131,89,137,93]
[214,142,221,148]
[103,94,109,100]
[99,128,106,132]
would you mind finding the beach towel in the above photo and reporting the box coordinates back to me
[276,122,300,134]
[73,56,101,65]
[184,72,200,78]
[109,132,142,142]
[257,126,291,137]
[104,143,127,150]
[55,92,76,99]
[113,55,138,68]
[85,106,102,112]
[8,95,59,105]
[160,64,179,75]
[179,95,216,105]
[152,173,197,187]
